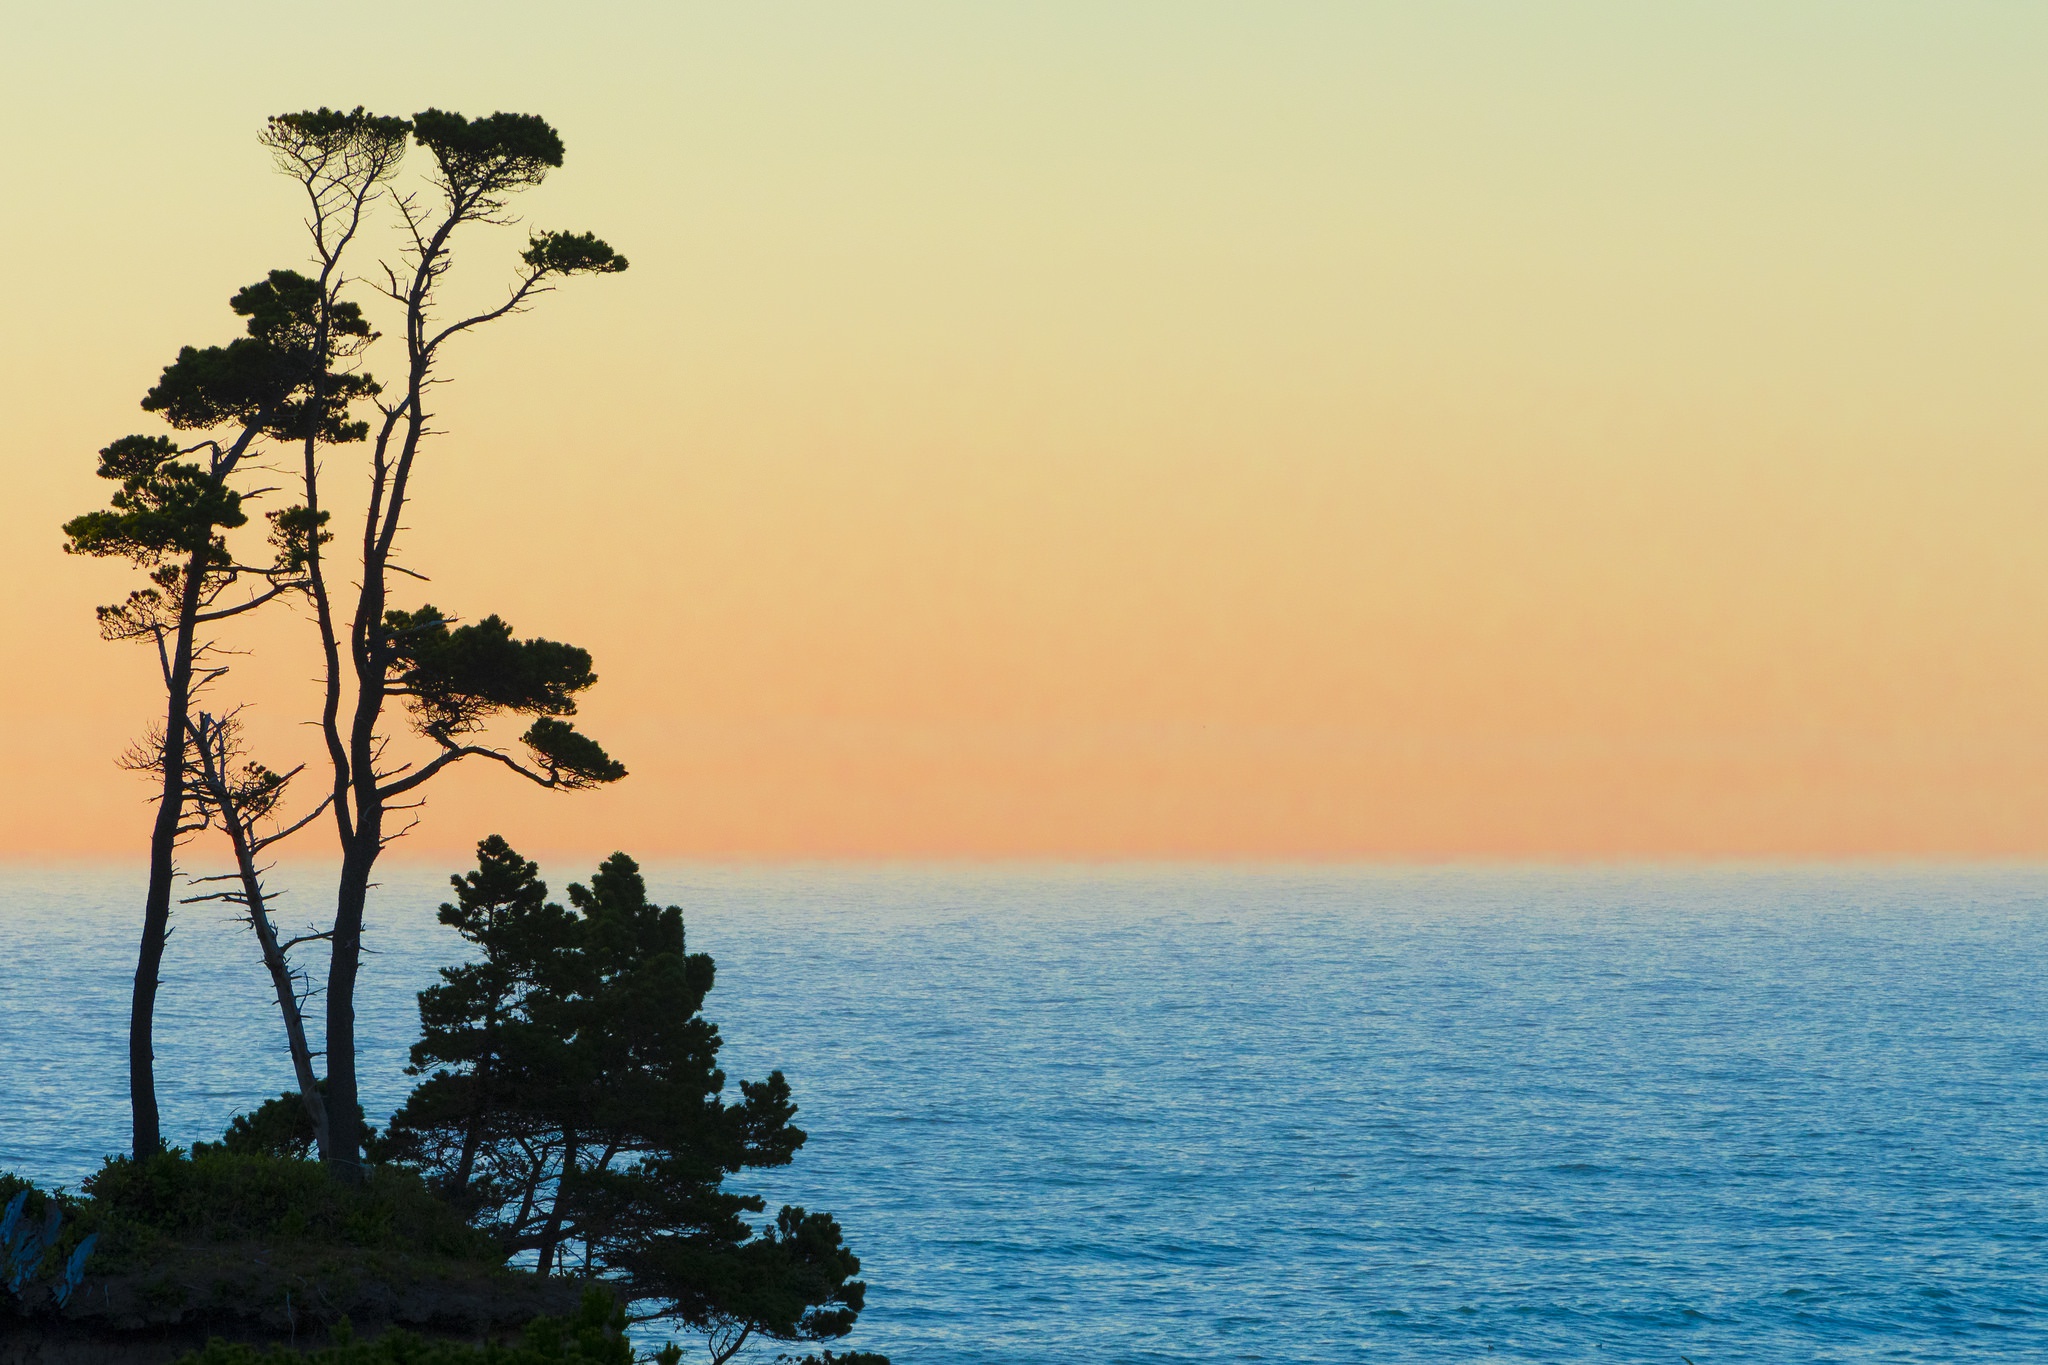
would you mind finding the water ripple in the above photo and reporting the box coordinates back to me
[3,864,2047,1362]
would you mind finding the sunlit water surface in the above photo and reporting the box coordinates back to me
[3,864,2047,1363]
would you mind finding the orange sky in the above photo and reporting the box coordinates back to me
[6,4,2048,859]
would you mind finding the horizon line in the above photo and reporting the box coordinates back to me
[8,852,2048,873]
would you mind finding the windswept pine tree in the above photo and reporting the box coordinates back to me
[289,109,631,1177]
[381,839,880,1365]
[63,263,378,1160]
[68,107,630,1169]
[54,102,888,1365]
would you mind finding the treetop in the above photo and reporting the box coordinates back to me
[266,105,411,145]
[92,434,181,485]
[412,109,565,200]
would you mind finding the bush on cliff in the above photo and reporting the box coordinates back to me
[72,1147,499,1270]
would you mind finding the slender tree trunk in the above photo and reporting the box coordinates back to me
[450,1028,498,1195]
[261,112,409,1176]
[323,828,378,1178]
[129,552,208,1159]
[207,757,328,1151]
[311,595,384,1180]
[318,415,396,1179]
[510,1139,544,1241]
[320,380,412,1180]
[301,339,358,1174]
[536,1128,579,1276]
[310,166,602,1179]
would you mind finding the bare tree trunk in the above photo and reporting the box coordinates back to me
[232,856,329,1152]
[302,360,355,1172]
[323,831,378,1179]
[321,333,434,1181]
[256,108,404,1179]
[303,122,623,1177]
[194,722,329,1152]
[311,358,404,1183]
[129,550,208,1159]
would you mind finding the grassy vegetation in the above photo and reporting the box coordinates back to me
[3,1151,586,1350]
[67,1149,498,1269]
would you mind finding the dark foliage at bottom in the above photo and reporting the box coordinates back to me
[173,1289,630,1363]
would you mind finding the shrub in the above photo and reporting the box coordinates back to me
[172,1289,632,1363]
[75,1149,498,1267]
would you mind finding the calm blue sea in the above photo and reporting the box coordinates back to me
[3,864,2047,1363]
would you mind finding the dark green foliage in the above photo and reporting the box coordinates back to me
[172,1291,629,1364]
[374,837,578,1203]
[734,1207,869,1343]
[76,1150,496,1267]
[620,1205,869,1361]
[521,232,628,277]
[139,338,294,433]
[263,107,410,176]
[62,453,246,566]
[268,503,333,574]
[411,110,564,204]
[230,271,369,354]
[212,1094,321,1161]
[385,611,597,736]
[201,1087,376,1163]
[522,719,629,789]
[376,610,622,787]
[381,842,875,1359]
[63,268,375,572]
[95,433,182,481]
[269,106,410,140]
[141,270,377,441]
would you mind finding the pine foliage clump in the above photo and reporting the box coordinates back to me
[381,839,877,1362]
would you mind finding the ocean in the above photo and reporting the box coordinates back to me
[2,864,2046,1363]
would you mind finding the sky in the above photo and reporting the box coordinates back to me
[5,2,2048,860]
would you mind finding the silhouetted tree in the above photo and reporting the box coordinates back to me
[63,258,375,1159]
[72,104,628,1180]
[291,110,630,1179]
[381,841,880,1364]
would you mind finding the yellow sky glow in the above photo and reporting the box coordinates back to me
[5,3,2048,859]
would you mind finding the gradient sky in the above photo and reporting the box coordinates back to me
[6,3,2048,859]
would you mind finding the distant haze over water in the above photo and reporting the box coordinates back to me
[3,864,2046,1362]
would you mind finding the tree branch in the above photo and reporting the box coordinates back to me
[424,269,551,352]
[251,790,335,853]
[194,582,292,623]
[376,739,556,801]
